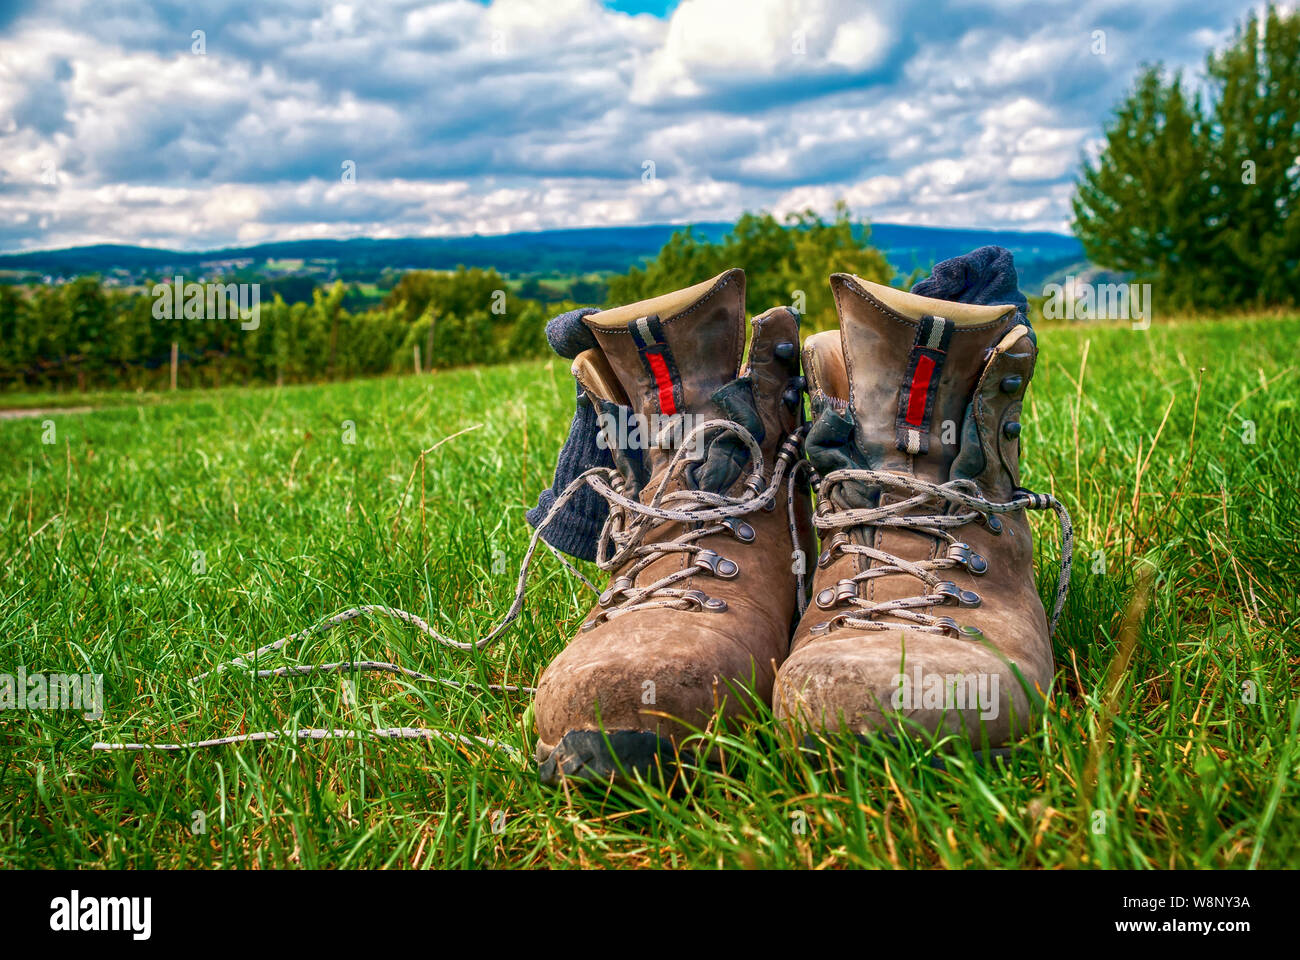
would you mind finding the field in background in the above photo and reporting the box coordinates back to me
[1,314,1297,868]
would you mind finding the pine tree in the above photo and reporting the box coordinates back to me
[1073,4,1300,309]
[1208,5,1300,305]
[1072,68,1219,308]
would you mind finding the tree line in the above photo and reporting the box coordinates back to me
[0,206,887,393]
[0,267,553,392]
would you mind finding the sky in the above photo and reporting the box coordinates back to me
[0,0,1276,252]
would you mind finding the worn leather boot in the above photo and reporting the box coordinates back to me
[774,274,1071,756]
[533,269,814,785]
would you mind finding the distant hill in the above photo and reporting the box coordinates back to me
[0,222,1084,291]
[863,224,1083,290]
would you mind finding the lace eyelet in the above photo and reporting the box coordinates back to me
[598,576,633,608]
[680,590,728,612]
[680,589,708,609]
[934,581,982,607]
[809,614,849,637]
[818,532,848,568]
[694,549,739,579]
[723,518,755,543]
[948,542,988,576]
[816,580,857,609]
[935,617,983,640]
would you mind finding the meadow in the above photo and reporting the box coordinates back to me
[0,312,1296,868]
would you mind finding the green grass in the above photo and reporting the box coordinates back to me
[1,314,1297,869]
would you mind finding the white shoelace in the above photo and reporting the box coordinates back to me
[808,468,1072,639]
[94,418,808,755]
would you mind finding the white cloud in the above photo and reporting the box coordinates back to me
[631,0,896,104]
[0,0,1271,250]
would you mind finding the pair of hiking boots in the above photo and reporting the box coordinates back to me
[526,264,1071,785]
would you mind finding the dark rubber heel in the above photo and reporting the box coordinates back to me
[537,730,677,787]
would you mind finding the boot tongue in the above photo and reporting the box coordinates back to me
[826,274,1020,610]
[832,273,1018,484]
[582,269,747,476]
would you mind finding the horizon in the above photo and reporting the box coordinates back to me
[0,218,1082,260]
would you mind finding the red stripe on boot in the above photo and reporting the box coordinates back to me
[905,354,935,425]
[646,351,678,415]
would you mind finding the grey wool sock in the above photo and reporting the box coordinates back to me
[526,307,613,562]
[910,245,1030,322]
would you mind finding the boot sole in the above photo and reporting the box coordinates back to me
[536,730,680,787]
[799,733,1016,770]
[536,729,1017,788]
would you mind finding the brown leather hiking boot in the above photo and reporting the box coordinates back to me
[774,274,1072,758]
[533,269,814,785]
